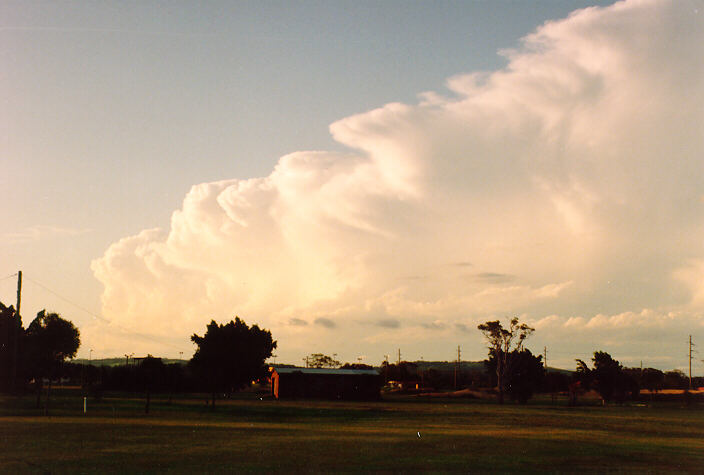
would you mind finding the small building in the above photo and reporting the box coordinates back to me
[270,367,382,400]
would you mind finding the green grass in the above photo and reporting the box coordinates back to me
[1,390,703,473]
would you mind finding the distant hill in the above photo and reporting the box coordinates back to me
[272,360,572,374]
[413,360,485,372]
[72,357,188,367]
[412,360,572,375]
[75,358,572,374]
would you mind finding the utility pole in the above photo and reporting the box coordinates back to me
[688,335,692,390]
[11,271,21,392]
[544,346,547,370]
[384,354,389,382]
[397,348,401,366]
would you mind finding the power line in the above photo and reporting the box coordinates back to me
[21,273,185,352]
[23,275,110,323]
[0,272,18,282]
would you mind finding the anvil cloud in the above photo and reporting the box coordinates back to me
[92,0,704,368]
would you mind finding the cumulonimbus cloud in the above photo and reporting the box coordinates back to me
[91,0,704,368]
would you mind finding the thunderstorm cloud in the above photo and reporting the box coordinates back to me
[91,0,704,368]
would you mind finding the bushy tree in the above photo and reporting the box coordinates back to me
[641,368,665,393]
[0,301,23,392]
[381,361,418,383]
[664,369,688,389]
[592,351,622,402]
[575,351,633,404]
[25,310,80,414]
[478,317,534,404]
[485,349,544,404]
[190,317,276,409]
[136,355,166,413]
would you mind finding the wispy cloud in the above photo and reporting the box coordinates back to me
[0,26,214,37]
[5,225,91,242]
[314,318,336,329]
[376,318,401,329]
[474,272,516,284]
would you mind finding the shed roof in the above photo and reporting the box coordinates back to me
[271,367,379,376]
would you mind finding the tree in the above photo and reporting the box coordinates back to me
[477,317,534,404]
[305,353,340,368]
[575,351,630,404]
[136,355,166,414]
[641,368,665,393]
[485,349,544,404]
[190,317,276,409]
[25,310,80,414]
[592,351,624,403]
[0,301,22,392]
[664,369,688,389]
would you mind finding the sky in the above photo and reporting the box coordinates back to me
[2,0,703,372]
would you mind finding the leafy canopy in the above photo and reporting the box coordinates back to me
[190,317,276,393]
[26,310,80,374]
[478,317,535,404]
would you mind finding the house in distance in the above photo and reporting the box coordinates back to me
[270,367,382,400]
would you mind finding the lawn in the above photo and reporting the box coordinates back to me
[1,389,703,473]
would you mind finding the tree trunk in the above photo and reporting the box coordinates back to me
[496,352,504,404]
[44,379,52,416]
[35,379,43,409]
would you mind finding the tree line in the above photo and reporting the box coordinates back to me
[2,302,699,408]
[1,304,278,412]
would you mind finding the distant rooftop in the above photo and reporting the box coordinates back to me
[270,366,379,376]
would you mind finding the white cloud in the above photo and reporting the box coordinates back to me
[91,0,704,366]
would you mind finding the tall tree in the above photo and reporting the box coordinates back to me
[575,351,628,404]
[25,310,80,414]
[477,317,534,404]
[190,317,276,409]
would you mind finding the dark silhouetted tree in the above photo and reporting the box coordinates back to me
[641,367,664,393]
[592,351,623,402]
[485,349,544,404]
[664,369,688,389]
[381,361,418,383]
[25,310,80,414]
[0,301,23,392]
[190,317,276,409]
[575,351,632,404]
[478,317,534,404]
[136,355,166,413]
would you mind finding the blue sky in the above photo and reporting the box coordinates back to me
[3,1,703,371]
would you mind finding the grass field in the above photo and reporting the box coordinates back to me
[2,389,703,473]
